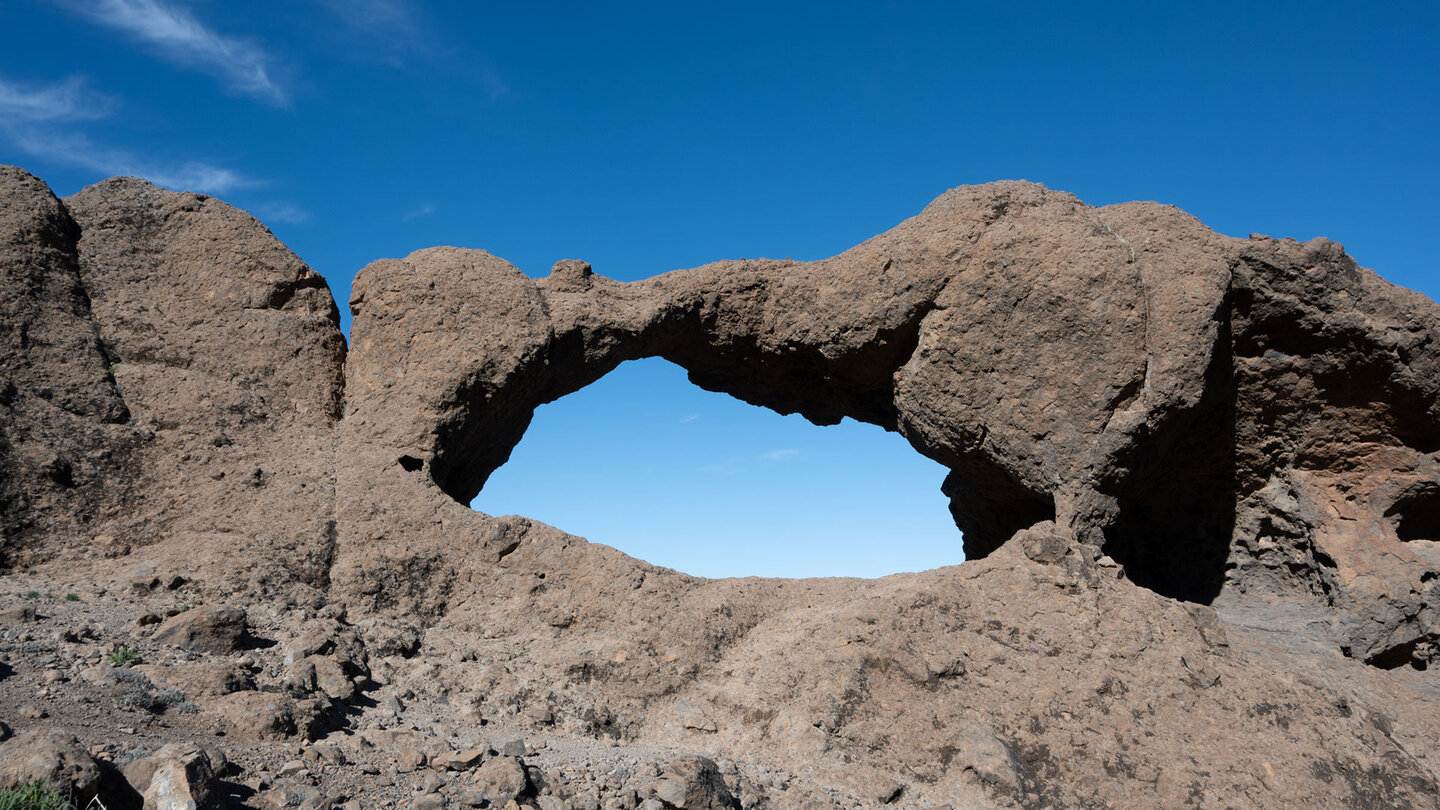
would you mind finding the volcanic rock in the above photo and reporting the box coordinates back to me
[150,605,247,654]
[470,755,528,806]
[124,742,221,810]
[0,727,101,805]
[1,164,1439,807]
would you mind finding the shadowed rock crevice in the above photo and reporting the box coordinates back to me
[1387,482,1440,542]
[427,353,552,505]
[1100,300,1237,604]
[941,460,1056,560]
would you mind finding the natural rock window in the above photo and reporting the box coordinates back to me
[471,358,959,578]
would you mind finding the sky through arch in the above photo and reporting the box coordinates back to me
[472,357,960,579]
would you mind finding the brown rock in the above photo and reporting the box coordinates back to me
[432,749,485,771]
[123,742,220,810]
[150,606,247,654]
[282,654,356,702]
[0,604,37,624]
[0,727,101,805]
[207,691,330,741]
[72,172,344,594]
[649,757,739,810]
[396,748,426,773]
[470,756,528,807]
[135,660,254,698]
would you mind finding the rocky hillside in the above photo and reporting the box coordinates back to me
[1,164,1437,808]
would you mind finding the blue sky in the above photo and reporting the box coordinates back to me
[2,1,1436,577]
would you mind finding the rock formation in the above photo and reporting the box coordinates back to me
[1,164,1438,808]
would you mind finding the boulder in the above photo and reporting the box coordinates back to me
[207,691,331,741]
[0,605,37,624]
[134,661,254,698]
[123,743,220,810]
[0,727,101,805]
[649,757,739,810]
[470,756,528,807]
[150,606,247,654]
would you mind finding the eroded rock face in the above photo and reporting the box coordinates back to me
[0,169,347,595]
[3,165,1439,808]
[0,166,132,570]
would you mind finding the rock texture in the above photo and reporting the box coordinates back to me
[2,164,1439,808]
[0,727,102,805]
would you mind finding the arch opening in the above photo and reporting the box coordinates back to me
[470,357,963,579]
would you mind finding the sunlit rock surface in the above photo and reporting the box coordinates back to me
[2,164,1438,808]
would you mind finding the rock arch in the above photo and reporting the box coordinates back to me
[338,183,1246,602]
[335,180,1438,664]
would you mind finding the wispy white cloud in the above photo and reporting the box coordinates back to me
[249,202,312,225]
[0,76,112,122]
[7,128,248,193]
[402,203,437,222]
[761,449,801,462]
[0,75,251,195]
[679,413,700,423]
[315,0,417,35]
[57,0,287,105]
[699,448,802,473]
[308,0,507,98]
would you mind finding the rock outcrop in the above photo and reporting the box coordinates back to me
[1,164,1438,808]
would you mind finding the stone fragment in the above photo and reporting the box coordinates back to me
[652,775,686,807]
[418,771,447,793]
[397,748,426,772]
[495,738,526,757]
[278,760,307,777]
[471,756,528,807]
[135,661,254,698]
[150,606,247,654]
[649,757,739,810]
[0,605,37,624]
[0,727,101,805]
[125,743,220,810]
[208,691,329,741]
[432,749,485,771]
[286,655,356,701]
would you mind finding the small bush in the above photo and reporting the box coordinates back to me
[0,782,76,810]
[112,670,192,715]
[63,594,80,602]
[112,667,148,685]
[107,646,139,667]
[22,591,40,600]
[154,687,196,714]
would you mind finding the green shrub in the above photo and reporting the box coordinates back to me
[0,782,76,810]
[106,646,139,667]
[63,594,80,602]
